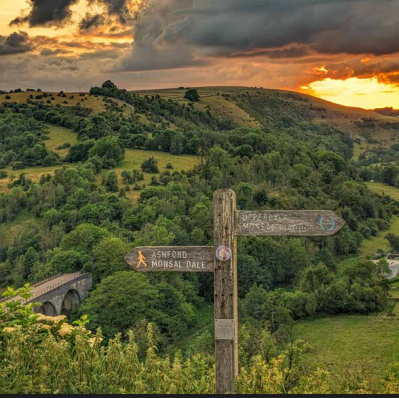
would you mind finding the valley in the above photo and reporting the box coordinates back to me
[1,82,399,394]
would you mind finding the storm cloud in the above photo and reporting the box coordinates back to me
[118,0,399,71]
[79,14,106,31]
[86,0,146,24]
[10,0,79,27]
[0,32,34,56]
[94,0,130,22]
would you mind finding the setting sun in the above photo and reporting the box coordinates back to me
[303,77,399,109]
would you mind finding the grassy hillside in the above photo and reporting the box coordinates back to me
[0,91,132,116]
[0,148,199,201]
[366,182,399,201]
[136,86,399,155]
[361,217,399,256]
[294,315,399,389]
[360,183,399,255]
[45,124,78,158]
[108,149,199,201]
[5,87,399,157]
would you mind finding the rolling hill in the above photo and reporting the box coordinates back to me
[2,85,399,200]
[136,86,399,154]
[4,87,399,152]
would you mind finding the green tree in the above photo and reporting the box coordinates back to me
[89,137,125,169]
[386,233,399,251]
[299,264,334,294]
[103,171,119,192]
[141,157,159,174]
[170,132,185,155]
[49,250,90,274]
[60,224,111,254]
[89,237,130,282]
[184,89,200,102]
[78,271,160,338]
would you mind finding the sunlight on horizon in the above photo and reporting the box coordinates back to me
[302,77,399,109]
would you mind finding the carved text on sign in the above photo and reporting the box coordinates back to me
[236,210,345,237]
[125,246,215,273]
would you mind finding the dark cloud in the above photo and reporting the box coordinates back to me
[87,0,134,24]
[79,14,105,31]
[118,0,399,72]
[10,0,79,27]
[0,32,34,56]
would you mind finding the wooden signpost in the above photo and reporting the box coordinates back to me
[125,189,345,394]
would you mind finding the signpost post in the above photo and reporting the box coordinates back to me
[125,189,346,394]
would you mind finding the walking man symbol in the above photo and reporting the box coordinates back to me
[137,251,148,268]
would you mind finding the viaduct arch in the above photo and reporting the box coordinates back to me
[3,273,93,317]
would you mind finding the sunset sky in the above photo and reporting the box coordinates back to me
[0,0,399,109]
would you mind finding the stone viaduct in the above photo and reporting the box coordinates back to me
[2,272,93,316]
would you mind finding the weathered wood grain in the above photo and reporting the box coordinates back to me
[125,246,214,273]
[236,210,346,237]
[214,189,239,395]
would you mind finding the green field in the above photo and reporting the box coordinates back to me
[361,217,399,256]
[0,91,132,116]
[367,182,399,201]
[45,124,78,158]
[294,315,399,389]
[108,149,199,201]
[0,147,199,201]
[359,183,399,255]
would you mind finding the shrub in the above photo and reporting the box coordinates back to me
[0,288,396,394]
[141,157,159,174]
[184,89,200,102]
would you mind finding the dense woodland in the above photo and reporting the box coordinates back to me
[1,82,399,393]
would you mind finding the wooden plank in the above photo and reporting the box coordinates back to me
[214,189,239,395]
[236,210,346,237]
[125,246,214,273]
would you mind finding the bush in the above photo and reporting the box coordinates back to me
[88,137,125,169]
[185,89,200,102]
[103,171,119,192]
[0,289,398,394]
[141,156,159,174]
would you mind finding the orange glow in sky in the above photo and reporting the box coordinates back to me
[302,77,399,109]
[1,1,399,109]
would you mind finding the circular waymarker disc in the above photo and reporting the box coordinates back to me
[216,245,232,262]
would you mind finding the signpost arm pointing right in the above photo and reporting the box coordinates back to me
[214,189,239,394]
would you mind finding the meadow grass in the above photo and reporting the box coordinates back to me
[367,182,399,201]
[110,149,199,201]
[0,92,131,116]
[294,314,399,388]
[361,218,399,256]
[359,183,399,256]
[0,148,199,201]
[45,124,78,158]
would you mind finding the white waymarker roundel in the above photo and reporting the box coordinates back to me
[216,246,232,262]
